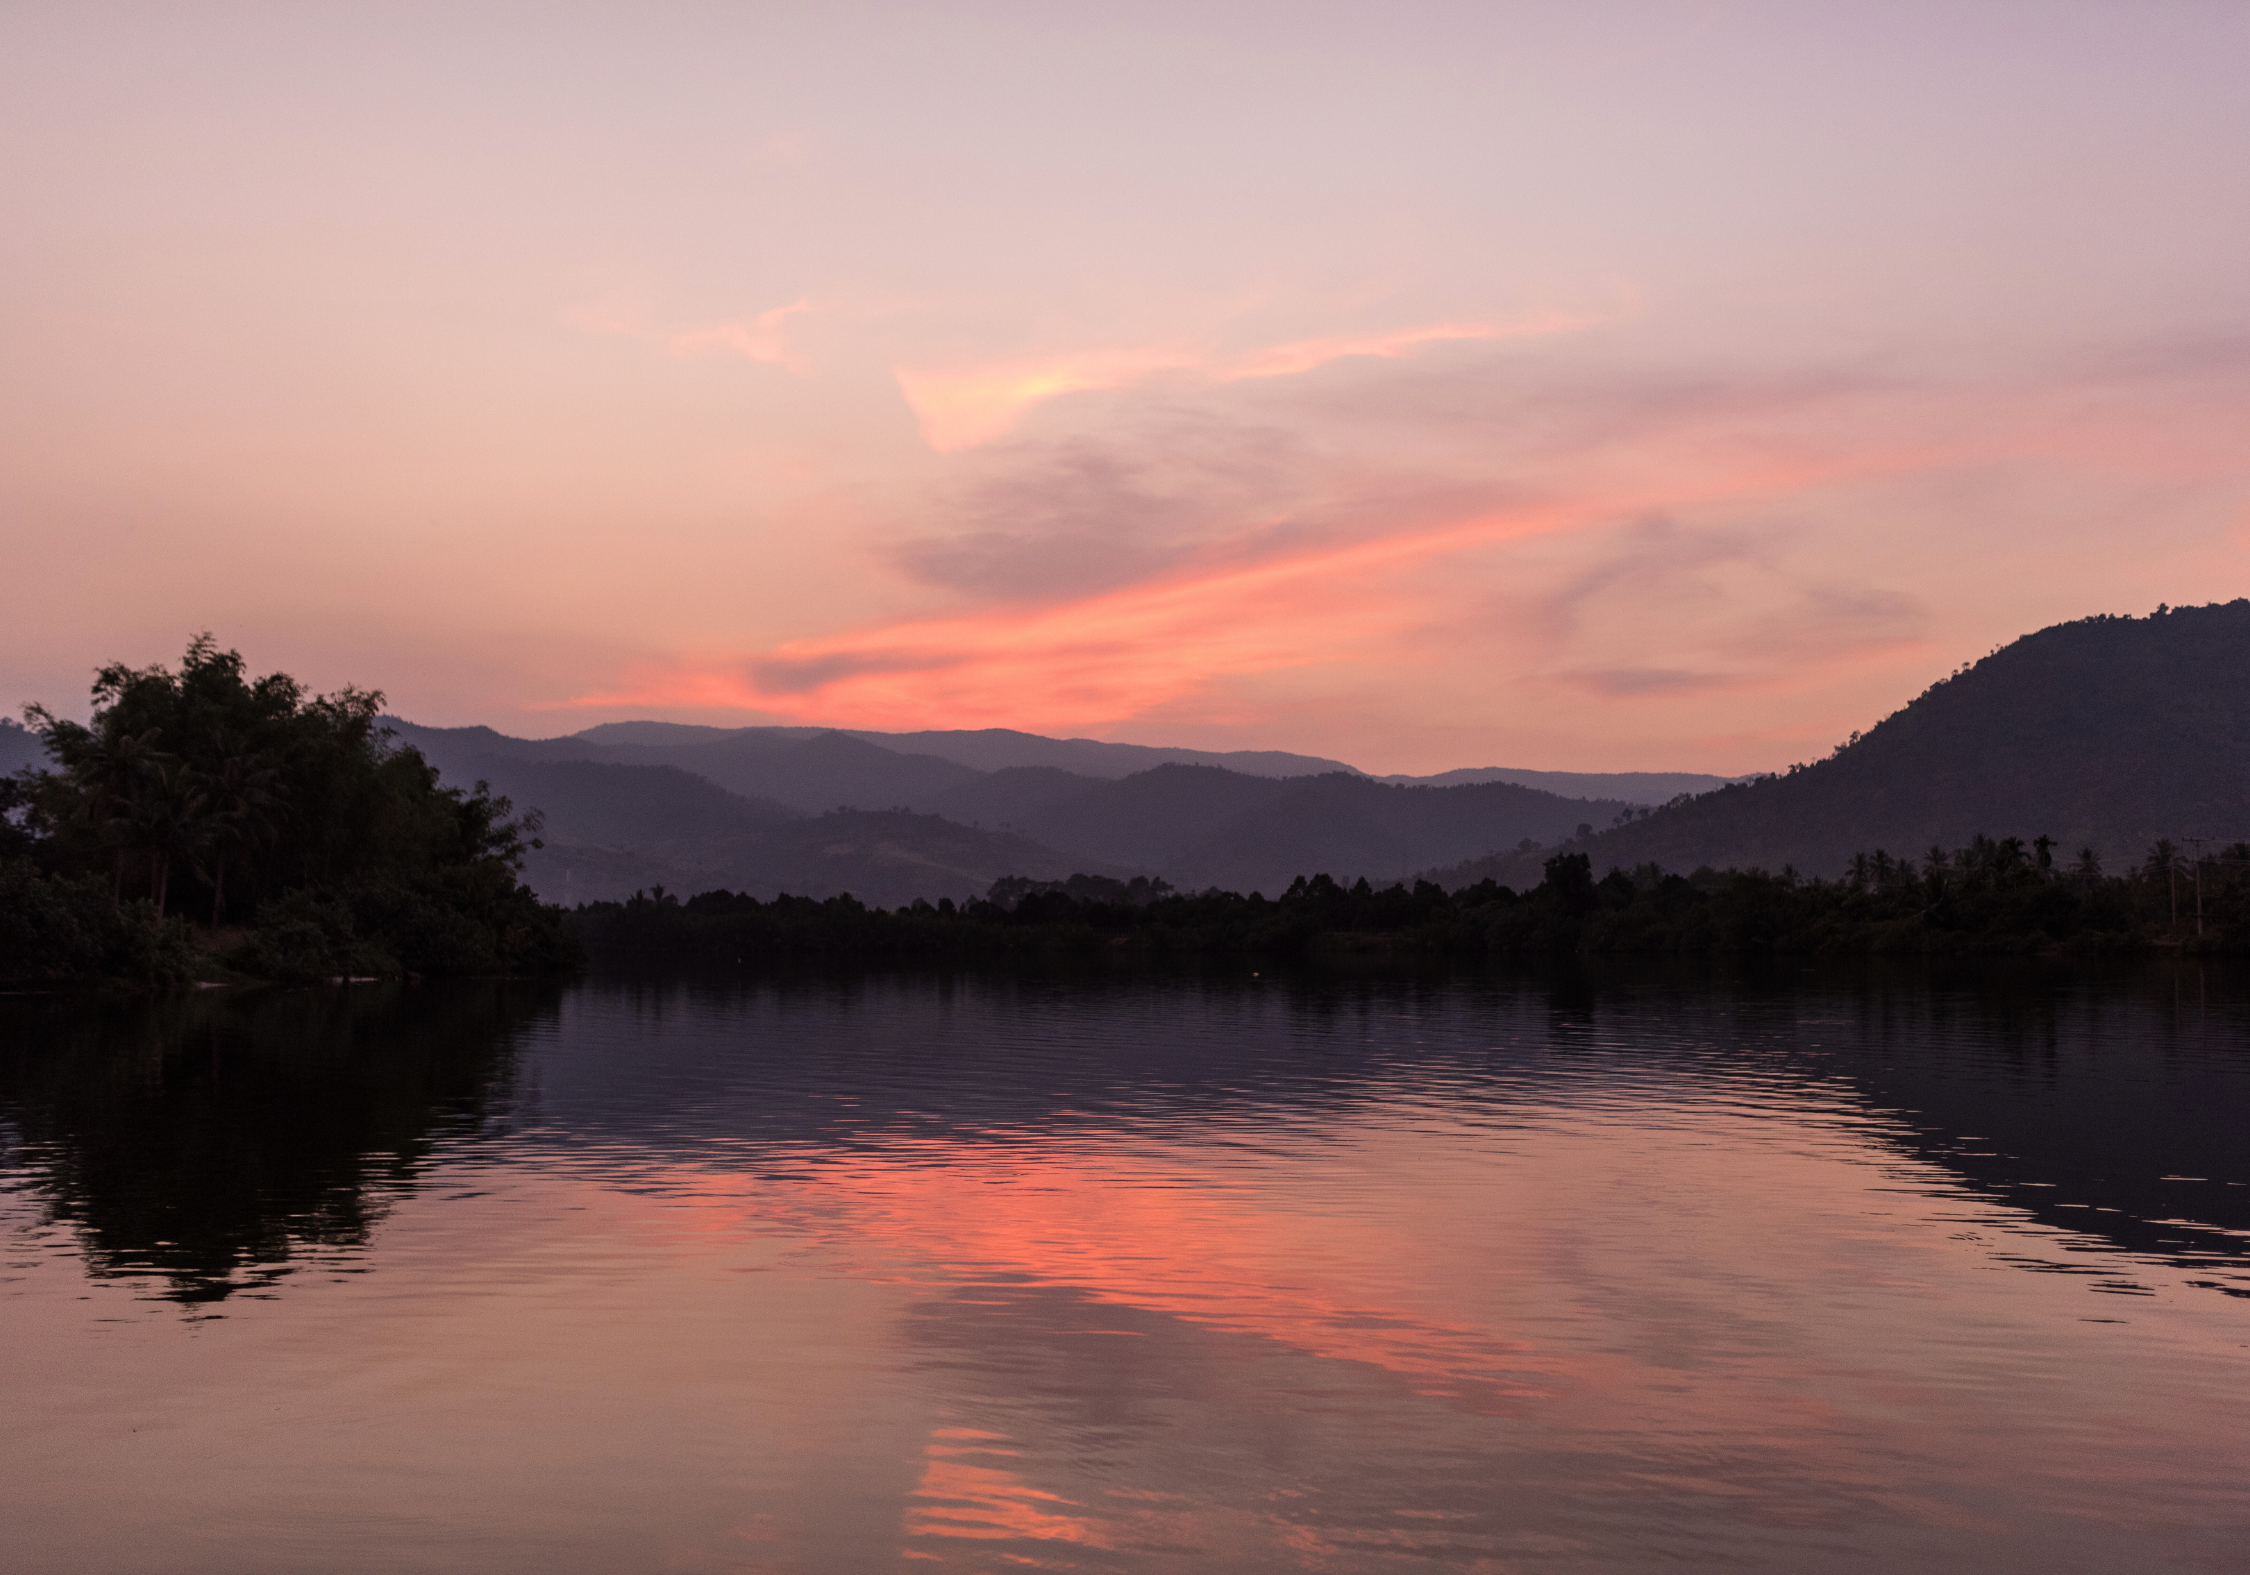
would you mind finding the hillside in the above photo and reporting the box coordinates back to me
[386,720,984,814]
[927,765,1630,895]
[453,757,799,849]
[377,730,1104,904]
[1377,766,1740,802]
[527,808,1113,909]
[1431,601,2250,887]
[570,720,1357,781]
[384,720,1633,902]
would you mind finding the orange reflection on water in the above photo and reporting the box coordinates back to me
[662,1134,1588,1416]
[905,1429,1109,1551]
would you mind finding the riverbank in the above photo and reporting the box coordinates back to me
[569,840,2250,969]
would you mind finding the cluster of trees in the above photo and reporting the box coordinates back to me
[2,637,578,988]
[571,832,2250,969]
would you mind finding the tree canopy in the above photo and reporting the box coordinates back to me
[4,635,577,987]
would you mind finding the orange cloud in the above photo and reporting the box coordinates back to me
[553,504,1584,729]
[1216,313,1591,382]
[894,310,1604,451]
[893,344,1199,453]
[550,413,1997,734]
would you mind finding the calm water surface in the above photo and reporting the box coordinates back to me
[2,967,2247,1572]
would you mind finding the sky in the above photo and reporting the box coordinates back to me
[4,1,2247,775]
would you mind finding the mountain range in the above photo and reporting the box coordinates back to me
[379,720,1646,904]
[16,602,2237,905]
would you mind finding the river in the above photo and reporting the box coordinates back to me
[3,964,2245,1571]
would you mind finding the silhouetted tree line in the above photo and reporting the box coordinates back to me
[572,832,2250,967]
[1,636,579,987]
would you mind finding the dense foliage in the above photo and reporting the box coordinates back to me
[571,832,2250,968]
[2,636,579,987]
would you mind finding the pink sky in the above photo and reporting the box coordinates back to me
[5,2,2247,774]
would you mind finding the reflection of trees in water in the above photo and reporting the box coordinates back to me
[1573,957,2250,1288]
[585,963,2250,1288]
[8,962,2241,1308]
[0,982,560,1304]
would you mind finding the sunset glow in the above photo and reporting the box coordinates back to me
[3,4,2246,770]
[555,507,1583,728]
[893,314,1582,452]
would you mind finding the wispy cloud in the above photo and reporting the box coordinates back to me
[543,334,2248,767]
[551,505,1583,729]
[668,297,817,372]
[888,419,1308,603]
[893,308,1608,451]
[1556,667,1744,698]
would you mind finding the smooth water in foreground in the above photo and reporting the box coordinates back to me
[2,967,2247,1573]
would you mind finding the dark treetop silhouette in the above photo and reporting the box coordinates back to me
[3,636,576,988]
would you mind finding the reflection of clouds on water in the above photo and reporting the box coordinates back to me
[579,1011,2244,1568]
[3,969,2249,1570]
[534,968,2250,1297]
[905,1425,1112,1553]
[6,967,2248,1312]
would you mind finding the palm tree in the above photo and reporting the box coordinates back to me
[198,743,281,926]
[34,717,171,898]
[123,757,209,915]
[2143,839,2181,926]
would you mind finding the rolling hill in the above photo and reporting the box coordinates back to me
[1376,766,1740,801]
[385,720,986,814]
[569,720,1357,781]
[380,720,1633,903]
[1429,601,2250,887]
[376,730,1099,905]
[924,765,1630,895]
[27,605,2237,907]
[524,808,1117,910]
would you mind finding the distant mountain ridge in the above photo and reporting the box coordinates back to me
[1429,601,2250,888]
[380,729,1117,905]
[431,718,1732,804]
[24,607,2240,907]
[1376,766,1741,800]
[919,764,1629,895]
[572,720,1361,781]
[378,718,1635,903]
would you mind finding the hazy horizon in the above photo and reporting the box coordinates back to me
[381,711,1752,783]
[6,3,2246,775]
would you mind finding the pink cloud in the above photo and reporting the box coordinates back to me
[523,334,2249,768]
[893,344,1199,453]
[550,504,1586,729]
[893,308,1609,452]
[668,297,817,372]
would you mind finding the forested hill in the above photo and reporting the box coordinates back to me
[1431,601,2250,886]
